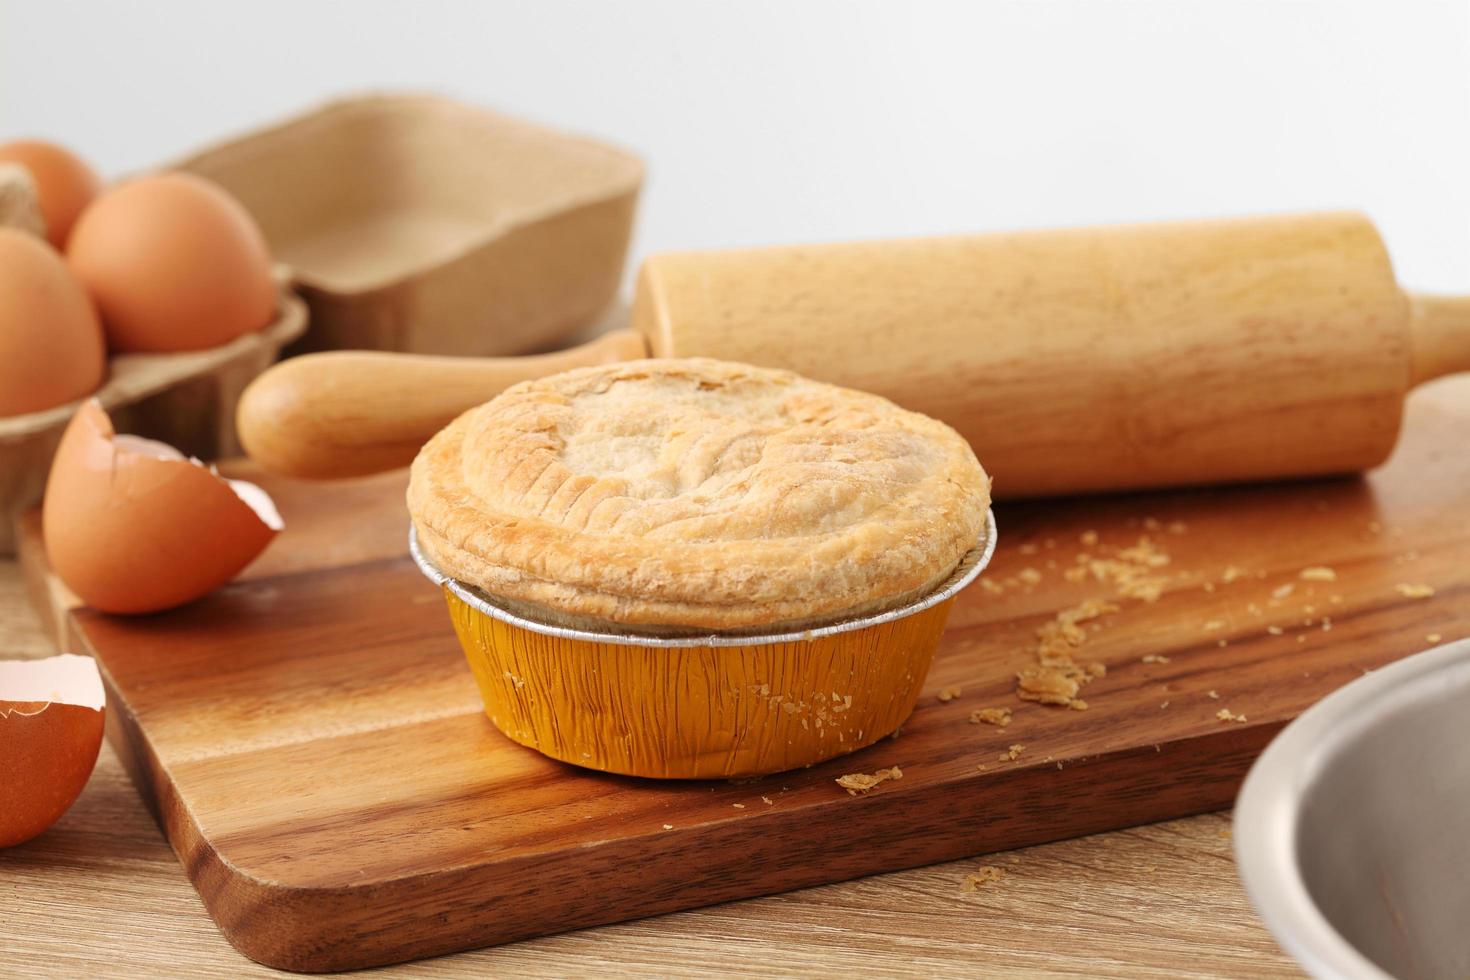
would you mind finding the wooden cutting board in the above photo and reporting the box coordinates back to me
[19,376,1470,974]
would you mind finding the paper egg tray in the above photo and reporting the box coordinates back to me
[168,92,644,357]
[409,511,997,779]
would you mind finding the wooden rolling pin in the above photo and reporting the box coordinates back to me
[237,211,1470,497]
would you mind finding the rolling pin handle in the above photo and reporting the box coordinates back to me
[1407,292,1470,386]
[237,329,649,479]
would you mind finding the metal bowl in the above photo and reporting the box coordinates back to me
[1234,638,1470,980]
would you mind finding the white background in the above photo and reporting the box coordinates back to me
[3,0,1467,291]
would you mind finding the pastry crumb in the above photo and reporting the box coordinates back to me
[1221,566,1246,584]
[663,823,674,830]
[1069,699,1088,711]
[1159,701,1170,709]
[999,744,1026,761]
[1216,708,1247,723]
[1271,583,1295,600]
[1080,530,1099,546]
[1141,653,1171,664]
[937,685,962,703]
[969,707,1011,727]
[836,766,903,795]
[1396,583,1435,599]
[961,866,1006,892]
[1018,567,1042,585]
[1300,566,1337,582]
[1266,625,1284,636]
[1202,620,1225,632]
[761,795,774,805]
[1017,598,1116,709]
[1207,690,1220,700]
[1426,633,1443,644]
[732,803,745,809]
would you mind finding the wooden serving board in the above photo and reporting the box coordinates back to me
[19,377,1470,974]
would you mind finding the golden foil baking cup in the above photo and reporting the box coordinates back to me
[409,510,996,779]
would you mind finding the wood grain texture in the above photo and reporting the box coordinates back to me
[236,212,1470,488]
[21,377,1470,974]
[2,566,1295,979]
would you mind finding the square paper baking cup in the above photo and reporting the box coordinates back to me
[409,510,996,779]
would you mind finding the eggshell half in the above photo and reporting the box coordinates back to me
[0,139,101,247]
[66,172,276,353]
[0,653,105,848]
[43,400,282,614]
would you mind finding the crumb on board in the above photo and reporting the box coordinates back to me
[937,685,962,703]
[961,866,1007,892]
[1396,583,1435,599]
[1221,566,1246,584]
[1142,654,1171,664]
[1160,701,1171,709]
[761,795,774,805]
[999,744,1026,762]
[663,824,674,830]
[1080,530,1099,546]
[1271,583,1295,600]
[969,707,1012,727]
[1168,521,1187,535]
[1018,567,1043,585]
[1266,626,1285,636]
[1207,690,1220,700]
[1216,708,1247,724]
[1426,633,1443,644]
[1217,639,1228,647]
[836,766,903,795]
[1300,566,1337,582]
[1069,699,1088,711]
[1019,542,1039,555]
[1017,598,1116,708]
[1202,620,1225,632]
[732,803,746,809]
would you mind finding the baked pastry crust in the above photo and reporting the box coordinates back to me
[408,358,990,634]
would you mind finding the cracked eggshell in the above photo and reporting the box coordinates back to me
[0,653,105,848]
[42,400,282,614]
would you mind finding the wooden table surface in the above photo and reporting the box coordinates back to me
[0,563,1298,977]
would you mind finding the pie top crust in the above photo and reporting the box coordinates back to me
[408,358,990,635]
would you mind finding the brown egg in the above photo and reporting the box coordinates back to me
[67,172,276,353]
[0,653,105,848]
[0,139,101,247]
[0,229,106,416]
[43,400,282,614]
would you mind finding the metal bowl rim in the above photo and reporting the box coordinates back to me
[409,508,997,648]
[1233,637,1470,980]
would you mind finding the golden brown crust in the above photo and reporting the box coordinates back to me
[408,358,990,634]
